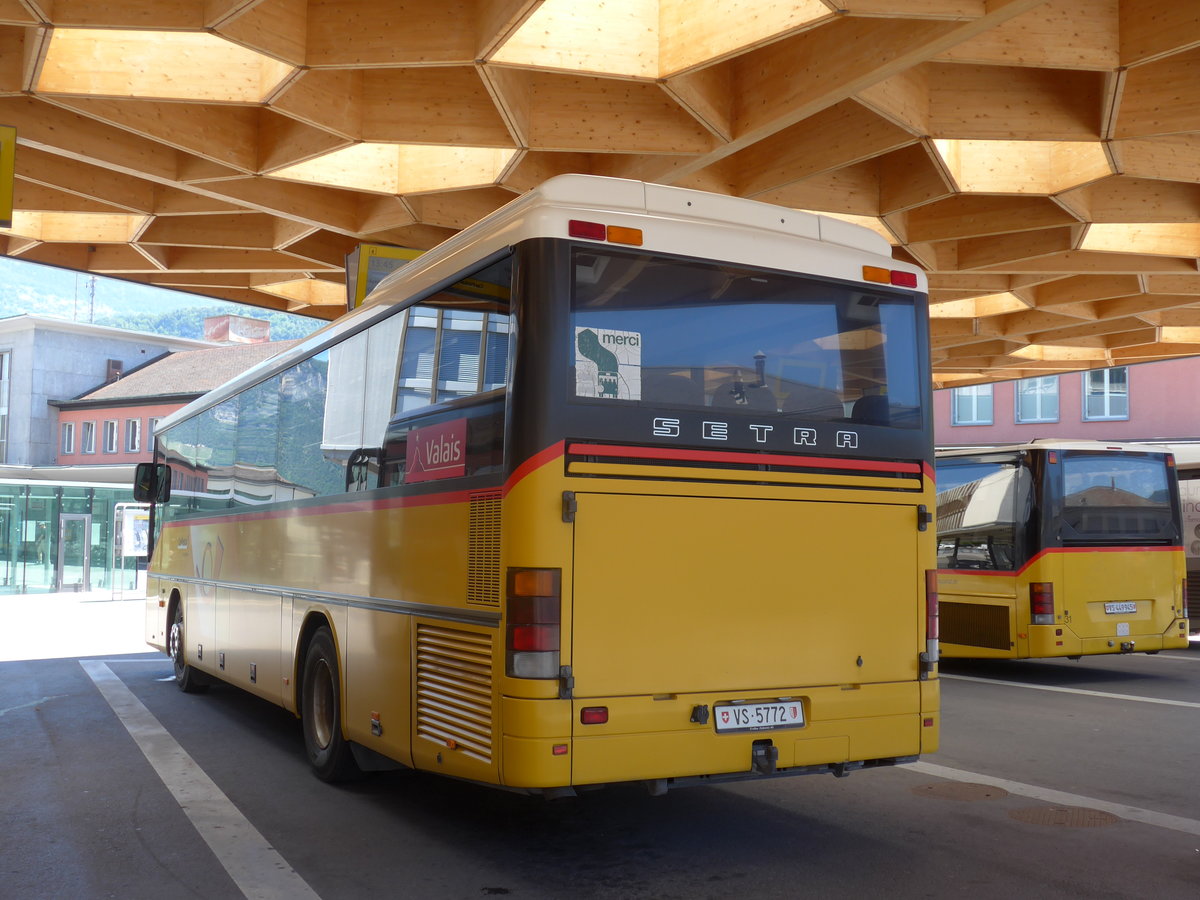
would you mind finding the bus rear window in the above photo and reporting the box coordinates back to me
[569,249,922,428]
[1060,453,1175,541]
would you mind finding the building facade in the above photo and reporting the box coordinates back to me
[935,358,1200,446]
[0,315,209,467]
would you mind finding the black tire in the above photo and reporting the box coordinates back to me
[301,627,361,782]
[169,602,208,694]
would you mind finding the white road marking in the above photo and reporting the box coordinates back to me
[0,695,66,717]
[942,673,1200,709]
[81,661,321,900]
[908,761,1200,837]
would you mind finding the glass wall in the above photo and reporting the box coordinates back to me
[0,480,142,595]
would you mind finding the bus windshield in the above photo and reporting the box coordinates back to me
[1059,452,1176,542]
[570,248,922,428]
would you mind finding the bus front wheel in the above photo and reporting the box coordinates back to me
[301,627,361,782]
[169,603,208,694]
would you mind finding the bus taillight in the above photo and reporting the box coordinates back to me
[1030,582,1055,624]
[506,568,562,679]
[924,569,939,666]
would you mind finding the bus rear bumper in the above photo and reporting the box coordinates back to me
[1028,625,1190,656]
[500,681,934,791]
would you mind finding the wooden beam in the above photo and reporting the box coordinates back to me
[902,195,1079,243]
[162,245,341,272]
[407,187,516,231]
[14,145,158,212]
[306,0,475,68]
[932,0,1119,70]
[1030,273,1142,306]
[955,225,1079,270]
[977,250,1200,274]
[661,63,736,142]
[1115,46,1200,139]
[280,230,360,267]
[258,110,351,173]
[212,0,307,66]
[878,142,954,215]
[46,96,260,172]
[926,62,1106,140]
[0,95,178,182]
[514,70,717,154]
[474,0,542,59]
[271,69,360,140]
[1116,135,1200,182]
[731,100,916,197]
[1060,175,1200,222]
[754,162,881,217]
[12,179,128,213]
[48,0,204,29]
[857,66,930,136]
[1119,0,1200,67]
[360,67,515,146]
[197,177,366,235]
[139,213,279,249]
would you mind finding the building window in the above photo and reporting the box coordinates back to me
[1082,367,1129,421]
[81,421,96,454]
[147,417,161,445]
[61,422,75,455]
[0,351,9,464]
[103,420,119,454]
[951,384,993,425]
[125,418,141,453]
[1016,376,1059,424]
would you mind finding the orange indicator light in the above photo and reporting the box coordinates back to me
[862,266,890,283]
[606,225,643,246]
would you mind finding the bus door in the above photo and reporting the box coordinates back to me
[568,490,921,703]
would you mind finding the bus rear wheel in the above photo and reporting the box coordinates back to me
[169,603,208,694]
[301,627,361,782]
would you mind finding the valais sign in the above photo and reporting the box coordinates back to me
[405,419,467,483]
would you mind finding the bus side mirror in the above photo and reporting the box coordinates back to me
[133,462,171,503]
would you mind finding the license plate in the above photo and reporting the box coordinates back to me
[1104,601,1137,614]
[714,700,805,733]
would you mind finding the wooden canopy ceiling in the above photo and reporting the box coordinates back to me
[2,0,1200,387]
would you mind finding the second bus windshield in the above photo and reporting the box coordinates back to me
[569,248,922,428]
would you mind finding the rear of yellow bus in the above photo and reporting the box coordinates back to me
[498,235,939,793]
[1027,448,1189,657]
[937,447,1189,659]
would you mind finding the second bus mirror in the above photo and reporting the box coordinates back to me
[133,462,171,503]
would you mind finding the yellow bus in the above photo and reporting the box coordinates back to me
[935,441,1190,660]
[135,174,939,795]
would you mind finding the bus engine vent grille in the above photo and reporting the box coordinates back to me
[940,601,1011,651]
[467,490,502,607]
[415,624,494,763]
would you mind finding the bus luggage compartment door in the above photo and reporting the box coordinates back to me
[568,492,921,699]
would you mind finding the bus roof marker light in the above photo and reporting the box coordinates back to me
[569,220,607,241]
[862,266,890,284]
[606,225,643,246]
[890,271,918,288]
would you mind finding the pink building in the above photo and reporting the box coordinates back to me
[52,339,299,465]
[934,357,1200,446]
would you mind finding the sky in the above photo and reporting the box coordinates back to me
[0,255,324,338]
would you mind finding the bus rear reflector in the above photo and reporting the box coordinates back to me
[506,568,562,679]
[1030,582,1055,625]
[924,569,939,666]
[568,219,607,240]
[580,707,609,725]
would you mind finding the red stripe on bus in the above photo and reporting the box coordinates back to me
[939,544,1184,578]
[504,441,566,495]
[567,442,923,476]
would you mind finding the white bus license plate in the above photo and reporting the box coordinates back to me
[1104,601,1137,614]
[714,701,805,733]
